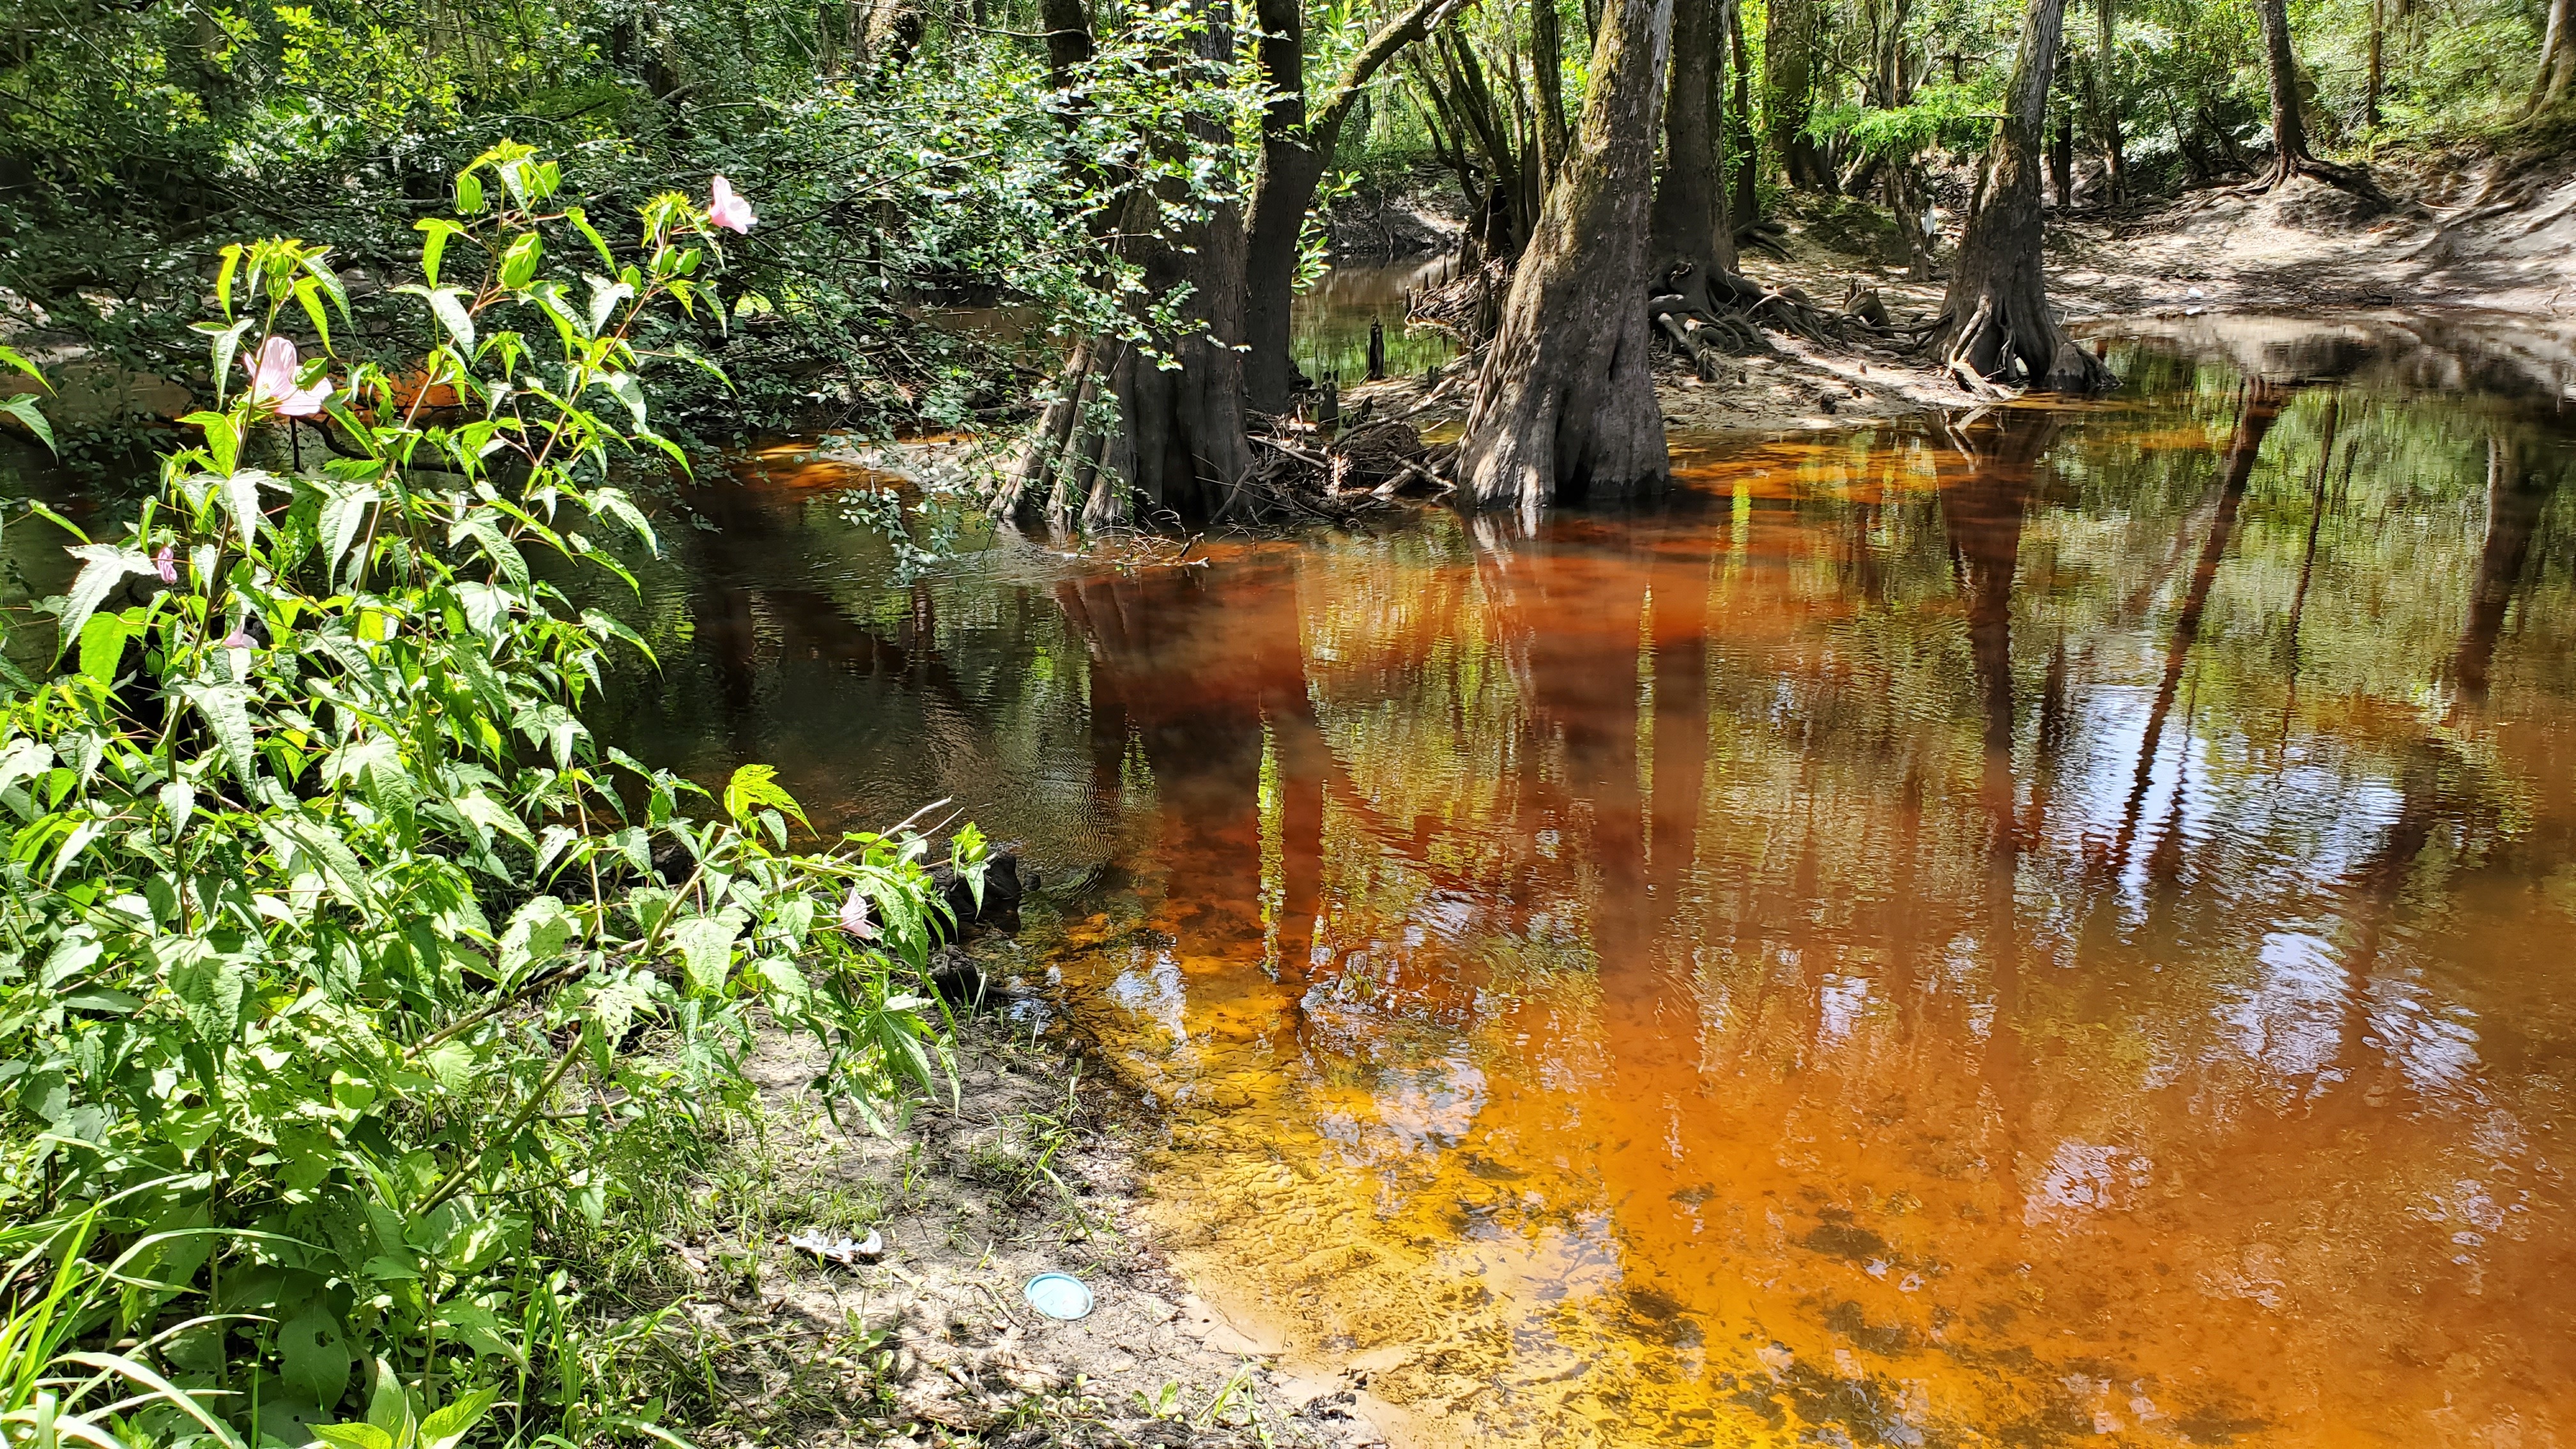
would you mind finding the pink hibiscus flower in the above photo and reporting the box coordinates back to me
[247,336,334,417]
[709,175,757,234]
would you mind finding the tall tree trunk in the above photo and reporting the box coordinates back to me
[2253,0,2382,195]
[1931,0,2113,391]
[1041,0,1092,88]
[1089,1,1251,525]
[2092,0,2125,200]
[1765,0,1834,191]
[1241,0,1466,413]
[1533,0,1572,186]
[2531,0,2576,114]
[1727,0,1758,226]
[1651,0,1736,286]
[1240,0,1317,415]
[2363,0,2383,127]
[2050,111,2073,206]
[1458,0,1675,517]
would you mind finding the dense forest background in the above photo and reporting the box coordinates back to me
[6,0,2575,466]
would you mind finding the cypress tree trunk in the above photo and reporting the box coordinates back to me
[1930,0,2113,391]
[2092,0,2125,201]
[2252,0,2382,196]
[1727,0,1758,226]
[1458,0,1674,517]
[1241,0,1319,415]
[1650,0,1736,286]
[1533,0,1572,186]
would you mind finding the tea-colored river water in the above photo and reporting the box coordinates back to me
[600,314,2576,1448]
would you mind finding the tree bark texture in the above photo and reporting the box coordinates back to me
[1651,0,1736,281]
[2363,0,2383,126]
[1932,0,2113,391]
[2257,0,2311,169]
[1459,0,1675,518]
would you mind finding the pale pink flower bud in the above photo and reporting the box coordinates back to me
[837,885,877,940]
[154,546,176,585]
[708,175,756,234]
[220,627,255,649]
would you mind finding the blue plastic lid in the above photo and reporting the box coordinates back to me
[1023,1272,1094,1320]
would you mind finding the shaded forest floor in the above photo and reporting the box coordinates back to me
[1352,147,2576,440]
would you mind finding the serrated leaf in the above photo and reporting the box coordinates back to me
[322,479,379,580]
[222,467,272,544]
[724,763,809,831]
[167,941,251,1044]
[160,779,194,836]
[181,681,257,782]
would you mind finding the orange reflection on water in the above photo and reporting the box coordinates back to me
[1016,399,2575,1446]
[609,331,2576,1446]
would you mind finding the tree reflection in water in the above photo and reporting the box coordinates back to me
[597,318,2576,1448]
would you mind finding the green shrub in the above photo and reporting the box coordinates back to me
[0,144,977,1447]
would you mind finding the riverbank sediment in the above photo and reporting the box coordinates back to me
[663,940,1398,1449]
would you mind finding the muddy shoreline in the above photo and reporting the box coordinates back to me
[664,935,1402,1449]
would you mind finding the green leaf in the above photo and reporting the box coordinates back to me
[167,940,252,1044]
[182,410,240,476]
[565,206,616,270]
[279,1304,353,1408]
[56,544,155,663]
[420,1386,502,1449]
[669,910,745,995]
[397,284,478,353]
[723,763,809,831]
[415,218,466,287]
[456,169,486,214]
[160,779,195,837]
[0,394,53,455]
[222,467,273,543]
[585,274,636,337]
[0,342,45,384]
[78,611,128,684]
[189,320,255,407]
[499,895,573,979]
[321,479,379,580]
[498,231,544,291]
[181,681,258,782]
[311,1425,397,1449]
[215,243,243,319]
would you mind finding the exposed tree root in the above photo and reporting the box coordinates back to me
[2240,151,2391,210]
